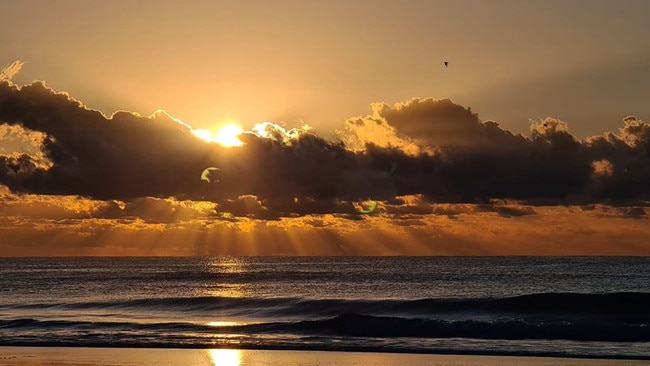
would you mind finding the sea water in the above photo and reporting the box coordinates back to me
[0,257,648,359]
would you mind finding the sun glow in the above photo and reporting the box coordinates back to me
[193,123,244,147]
[207,321,241,327]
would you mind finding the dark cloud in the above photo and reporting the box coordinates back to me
[1,80,650,219]
[376,98,522,150]
[364,99,650,203]
[122,197,217,223]
[0,81,221,199]
[478,203,537,218]
[584,116,650,200]
[217,195,271,219]
[619,207,646,219]
[0,153,47,191]
[593,205,647,220]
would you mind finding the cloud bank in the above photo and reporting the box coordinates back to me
[1,186,647,256]
[2,80,650,212]
[0,65,648,255]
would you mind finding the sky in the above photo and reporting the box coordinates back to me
[1,0,649,256]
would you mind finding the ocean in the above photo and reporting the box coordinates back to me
[0,257,648,359]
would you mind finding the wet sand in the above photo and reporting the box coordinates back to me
[0,347,648,366]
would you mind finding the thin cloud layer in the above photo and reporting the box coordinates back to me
[0,61,23,82]
[0,187,647,256]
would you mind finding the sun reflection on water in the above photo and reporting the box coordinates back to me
[209,349,241,366]
[209,257,245,274]
[207,321,240,327]
[195,257,250,298]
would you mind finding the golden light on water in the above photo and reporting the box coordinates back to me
[213,257,244,273]
[209,349,241,366]
[207,321,240,327]
[196,258,249,298]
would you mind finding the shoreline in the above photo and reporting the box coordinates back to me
[1,344,649,362]
[1,347,649,366]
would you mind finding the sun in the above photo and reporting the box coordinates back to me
[193,123,244,147]
[215,124,244,147]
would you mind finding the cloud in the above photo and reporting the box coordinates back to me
[591,205,647,220]
[360,98,650,203]
[1,76,649,255]
[477,202,537,218]
[591,159,614,177]
[1,185,646,256]
[0,153,48,192]
[122,196,217,223]
[0,61,23,82]
[0,81,221,199]
[248,121,312,144]
[0,185,119,219]
[375,98,519,150]
[337,108,423,155]
[583,116,650,200]
[0,124,52,170]
[1,79,650,216]
[218,195,269,219]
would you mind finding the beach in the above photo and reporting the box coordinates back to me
[1,347,649,366]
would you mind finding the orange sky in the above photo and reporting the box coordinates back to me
[1,185,648,256]
[1,1,650,256]
[2,1,650,137]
